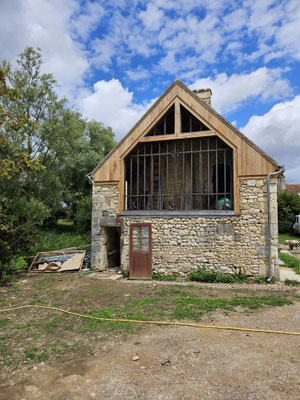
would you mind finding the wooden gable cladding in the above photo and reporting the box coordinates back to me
[92,86,178,183]
[92,80,277,184]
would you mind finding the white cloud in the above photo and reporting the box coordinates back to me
[242,96,300,183]
[71,1,105,41]
[190,67,291,113]
[0,0,91,99]
[245,0,300,63]
[139,4,164,31]
[125,66,150,81]
[81,79,153,140]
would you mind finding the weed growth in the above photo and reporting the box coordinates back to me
[190,267,248,283]
[152,273,177,281]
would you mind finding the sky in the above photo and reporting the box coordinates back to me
[1,0,300,183]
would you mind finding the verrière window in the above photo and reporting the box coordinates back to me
[124,136,233,211]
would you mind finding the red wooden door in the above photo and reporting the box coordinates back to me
[130,223,152,278]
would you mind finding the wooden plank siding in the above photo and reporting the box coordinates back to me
[92,81,277,214]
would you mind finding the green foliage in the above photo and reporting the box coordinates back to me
[1,47,116,224]
[190,267,248,283]
[29,224,90,255]
[252,277,274,284]
[121,269,130,278]
[0,47,115,282]
[74,195,91,233]
[278,191,300,233]
[0,256,27,285]
[152,273,177,281]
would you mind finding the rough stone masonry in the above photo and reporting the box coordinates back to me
[91,178,279,278]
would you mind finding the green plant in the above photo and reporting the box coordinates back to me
[152,273,177,281]
[284,279,300,286]
[189,267,248,283]
[252,277,275,284]
[121,269,129,278]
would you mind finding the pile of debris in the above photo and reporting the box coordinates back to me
[29,250,91,273]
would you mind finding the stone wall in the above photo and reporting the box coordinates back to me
[91,183,119,268]
[92,178,279,278]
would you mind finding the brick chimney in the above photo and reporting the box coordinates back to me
[192,88,212,106]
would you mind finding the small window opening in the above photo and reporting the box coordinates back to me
[146,105,175,136]
[181,105,210,133]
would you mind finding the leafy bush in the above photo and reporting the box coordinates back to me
[121,269,129,278]
[190,267,247,283]
[0,256,27,285]
[278,191,300,233]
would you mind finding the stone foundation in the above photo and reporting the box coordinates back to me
[91,178,279,278]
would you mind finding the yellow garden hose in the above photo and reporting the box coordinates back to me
[1,304,300,336]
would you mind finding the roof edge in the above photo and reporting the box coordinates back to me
[90,79,181,178]
[90,79,279,179]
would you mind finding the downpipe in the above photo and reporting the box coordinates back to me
[267,167,284,282]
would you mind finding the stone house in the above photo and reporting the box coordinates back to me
[286,184,300,196]
[89,80,283,279]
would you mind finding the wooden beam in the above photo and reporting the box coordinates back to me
[175,97,181,136]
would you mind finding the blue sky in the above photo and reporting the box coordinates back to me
[1,0,300,182]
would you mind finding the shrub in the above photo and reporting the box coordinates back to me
[121,269,129,278]
[189,267,247,283]
[0,256,27,285]
[278,191,300,233]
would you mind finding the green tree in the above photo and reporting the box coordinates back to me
[278,191,300,233]
[1,47,116,225]
[0,68,47,283]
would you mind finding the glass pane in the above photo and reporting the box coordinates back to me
[141,238,149,253]
[132,226,140,251]
[132,227,139,238]
[141,226,149,239]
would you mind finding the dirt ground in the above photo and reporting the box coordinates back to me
[0,275,300,400]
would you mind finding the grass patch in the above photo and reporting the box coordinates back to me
[29,219,90,255]
[278,233,300,244]
[51,341,69,357]
[279,252,300,275]
[24,347,49,362]
[190,267,248,283]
